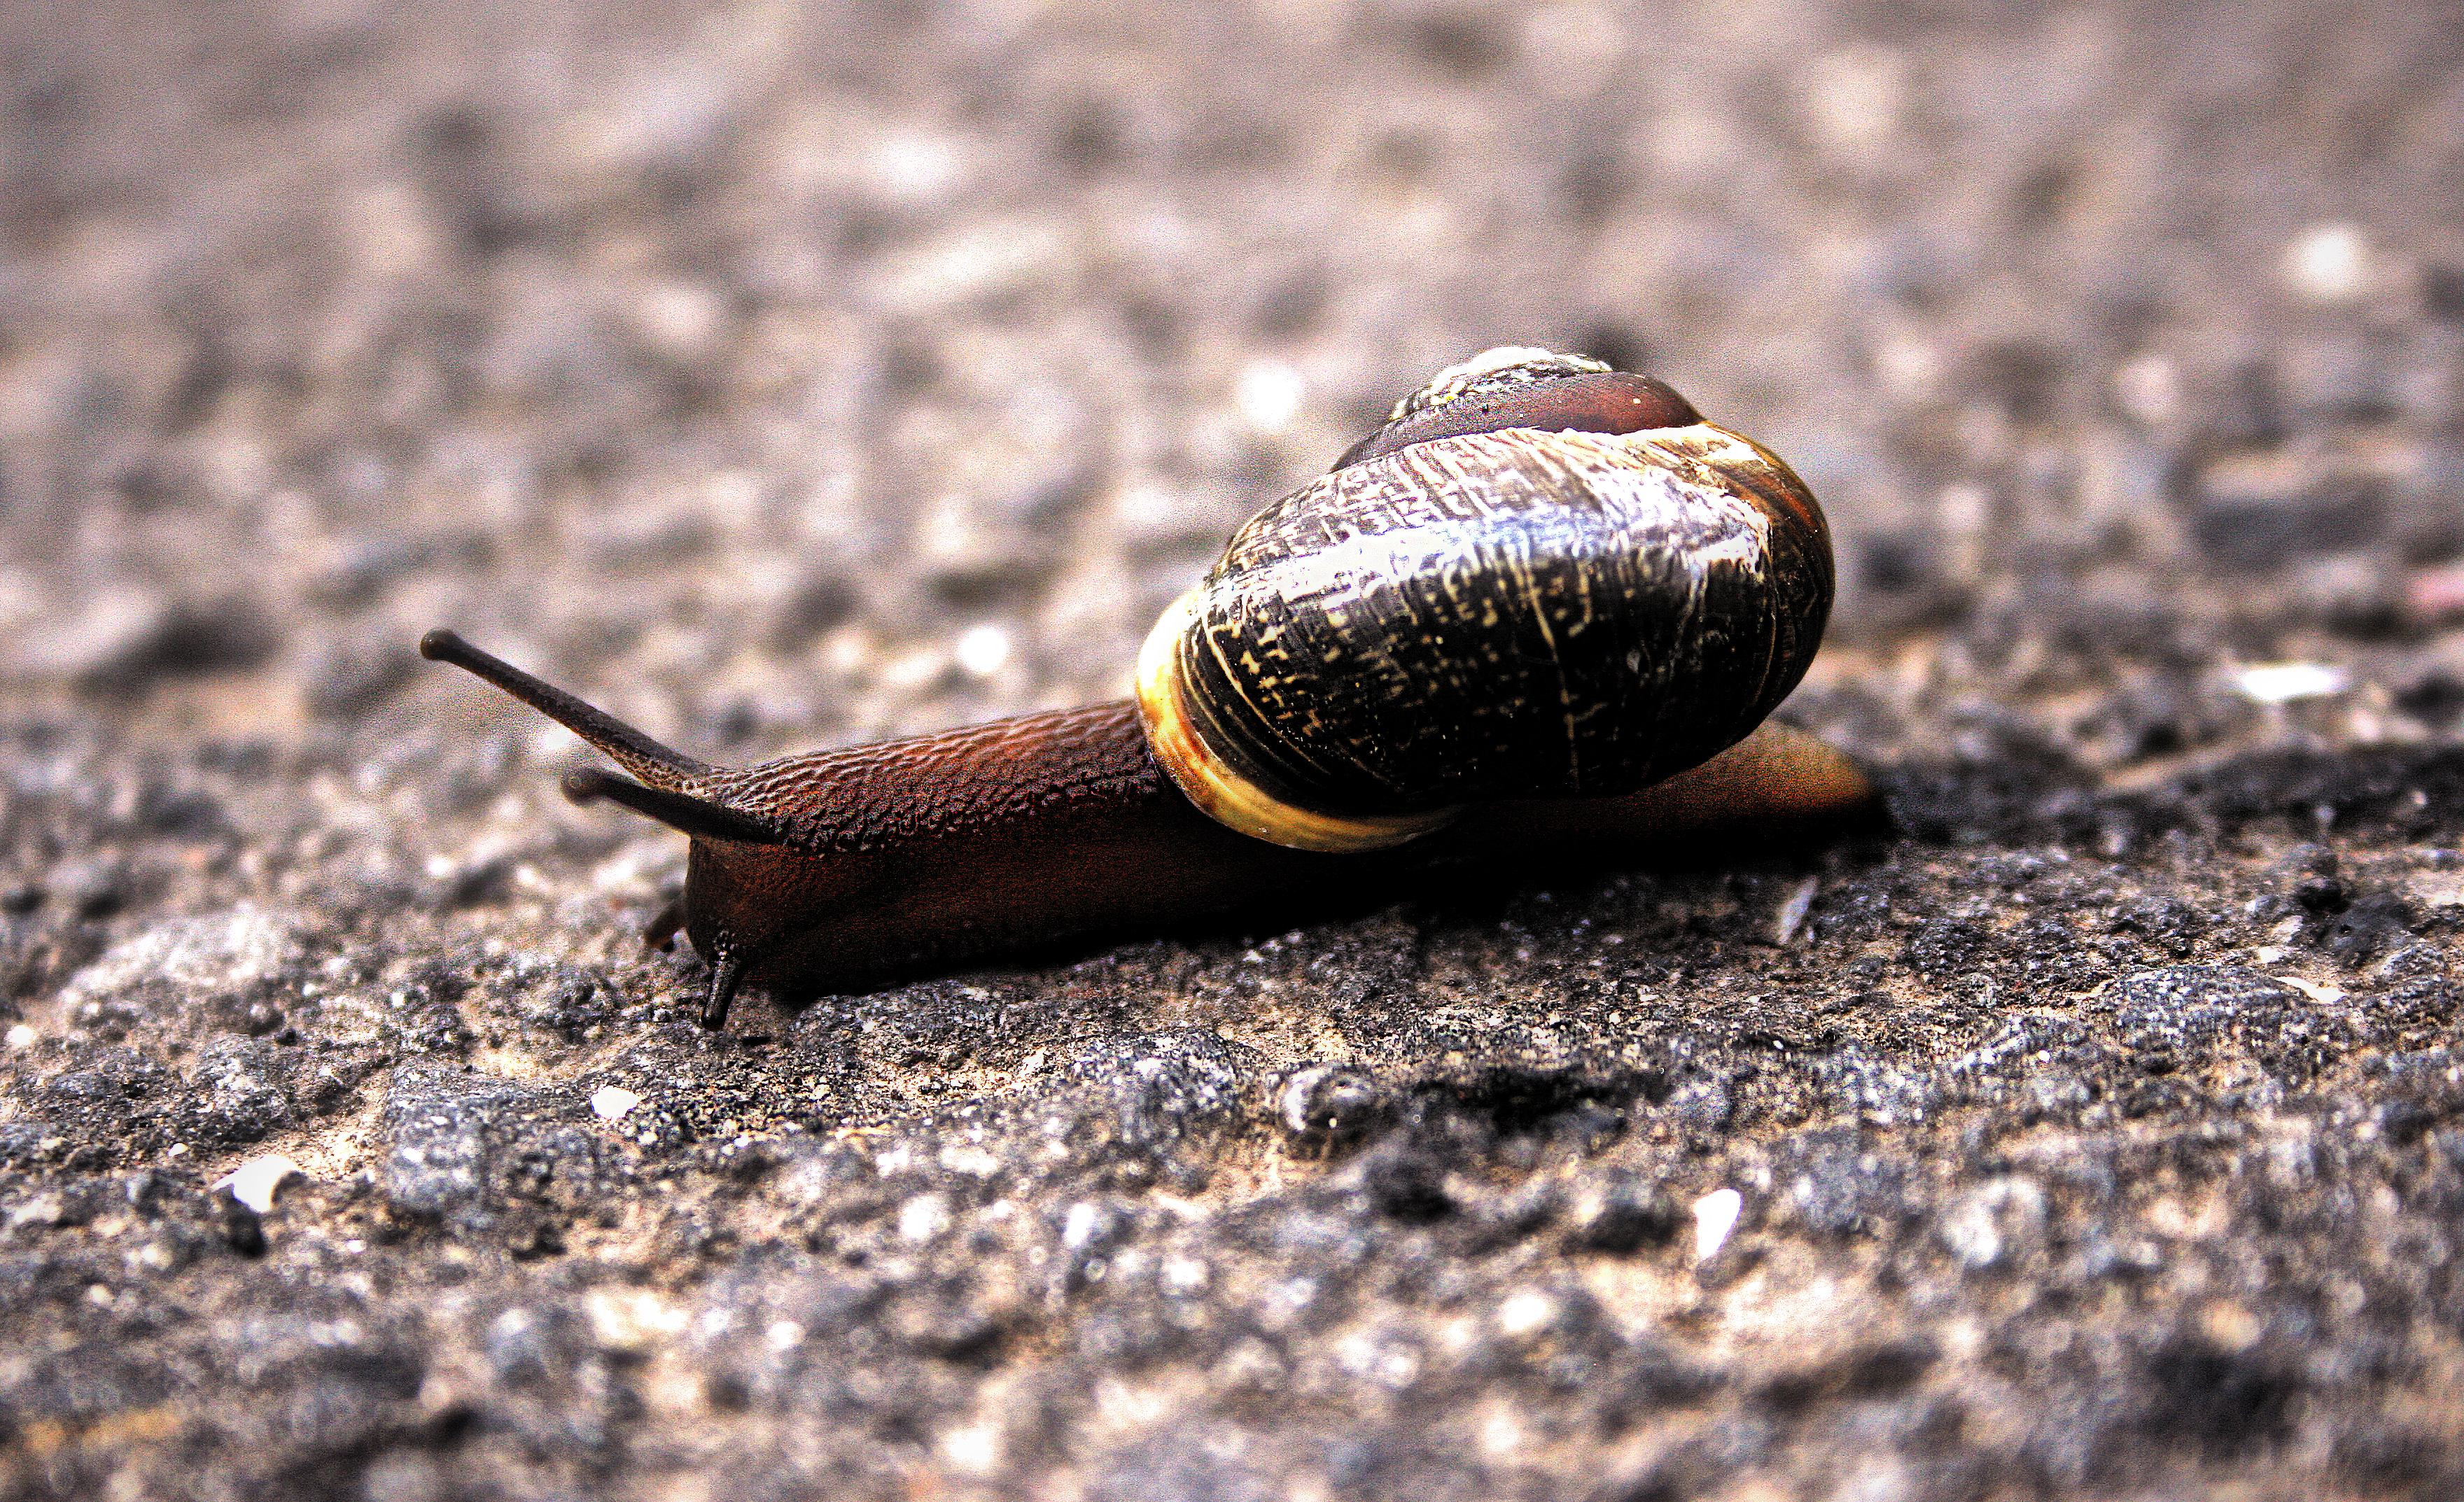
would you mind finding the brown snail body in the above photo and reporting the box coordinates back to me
[422,348,1877,1029]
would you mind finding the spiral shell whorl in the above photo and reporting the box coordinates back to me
[1389,346,1611,420]
[1137,352,1833,852]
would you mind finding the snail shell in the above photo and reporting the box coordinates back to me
[1137,348,1834,851]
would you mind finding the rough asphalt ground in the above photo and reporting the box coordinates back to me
[5,1,2464,1496]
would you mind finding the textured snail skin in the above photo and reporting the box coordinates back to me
[419,350,1877,1030]
[676,709,1875,1009]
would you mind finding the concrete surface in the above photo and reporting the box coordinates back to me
[4,0,2463,1496]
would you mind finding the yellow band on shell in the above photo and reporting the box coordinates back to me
[1133,587,1462,853]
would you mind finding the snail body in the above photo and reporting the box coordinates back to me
[422,348,1875,1029]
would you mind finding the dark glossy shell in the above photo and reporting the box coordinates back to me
[1147,351,1833,831]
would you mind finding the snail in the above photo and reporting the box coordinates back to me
[421,347,1879,1030]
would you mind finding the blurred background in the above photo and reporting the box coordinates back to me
[6,0,2456,773]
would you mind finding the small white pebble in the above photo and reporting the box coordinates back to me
[9,1194,65,1228]
[939,1144,1002,1177]
[1160,1256,1210,1295]
[939,1418,1004,1475]
[4,1024,34,1048]
[766,1319,804,1351]
[1495,1289,1558,1338]
[1773,876,1820,946]
[2234,662,2348,704]
[899,1192,953,1242]
[1061,1201,1104,1249]
[2279,976,2346,1005]
[2283,222,2373,303]
[1476,1407,1535,1460]
[589,1085,643,1121]
[585,1288,688,1352]
[953,624,1011,678]
[1692,1188,1743,1261]
[867,130,963,202]
[1233,358,1306,433]
[214,1154,304,1215]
